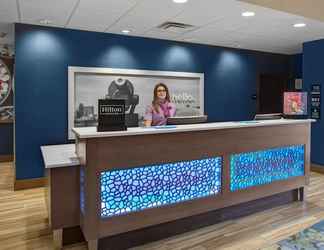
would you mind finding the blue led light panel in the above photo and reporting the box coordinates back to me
[101,157,222,218]
[230,145,304,191]
[80,167,85,214]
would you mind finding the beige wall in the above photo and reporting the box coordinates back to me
[239,0,324,22]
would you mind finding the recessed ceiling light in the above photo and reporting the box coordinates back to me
[293,23,306,28]
[242,11,255,17]
[173,0,188,3]
[122,29,131,34]
[39,19,52,25]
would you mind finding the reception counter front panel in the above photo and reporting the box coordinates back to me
[100,157,222,218]
[230,145,305,191]
[73,119,312,249]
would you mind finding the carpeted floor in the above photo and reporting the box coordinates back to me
[262,220,324,250]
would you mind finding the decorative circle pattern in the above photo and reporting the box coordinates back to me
[0,59,12,106]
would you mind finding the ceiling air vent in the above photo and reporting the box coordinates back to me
[157,22,195,33]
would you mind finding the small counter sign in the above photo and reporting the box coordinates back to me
[100,105,124,115]
[97,99,127,132]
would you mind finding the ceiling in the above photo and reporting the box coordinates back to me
[1,0,324,54]
[239,0,324,22]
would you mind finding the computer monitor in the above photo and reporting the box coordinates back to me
[167,115,208,125]
[254,113,282,120]
[283,92,308,119]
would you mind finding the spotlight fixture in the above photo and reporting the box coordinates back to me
[293,23,306,28]
[242,11,255,17]
[122,29,131,34]
[173,0,188,3]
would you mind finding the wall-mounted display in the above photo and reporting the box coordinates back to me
[283,92,308,116]
[311,84,321,120]
[68,67,204,139]
[0,57,14,123]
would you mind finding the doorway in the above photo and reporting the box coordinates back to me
[257,74,289,114]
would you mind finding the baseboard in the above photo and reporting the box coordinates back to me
[14,177,46,190]
[311,163,324,174]
[0,155,13,163]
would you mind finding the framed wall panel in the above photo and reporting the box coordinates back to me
[68,67,204,139]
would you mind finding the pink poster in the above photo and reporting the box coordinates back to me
[283,92,307,115]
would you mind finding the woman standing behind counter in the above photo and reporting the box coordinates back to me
[144,83,176,126]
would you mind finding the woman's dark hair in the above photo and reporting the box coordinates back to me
[152,83,171,112]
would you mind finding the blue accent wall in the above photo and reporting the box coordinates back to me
[303,39,324,165]
[15,23,291,180]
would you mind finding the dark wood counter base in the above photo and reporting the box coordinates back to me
[99,189,300,250]
[61,189,299,249]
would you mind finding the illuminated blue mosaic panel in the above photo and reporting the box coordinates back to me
[101,157,222,218]
[230,145,304,191]
[80,167,85,214]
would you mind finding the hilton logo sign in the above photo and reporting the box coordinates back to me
[97,99,127,132]
[100,105,124,115]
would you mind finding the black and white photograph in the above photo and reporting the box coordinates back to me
[69,67,204,138]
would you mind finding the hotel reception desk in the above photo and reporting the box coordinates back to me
[68,119,311,249]
[42,119,312,249]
